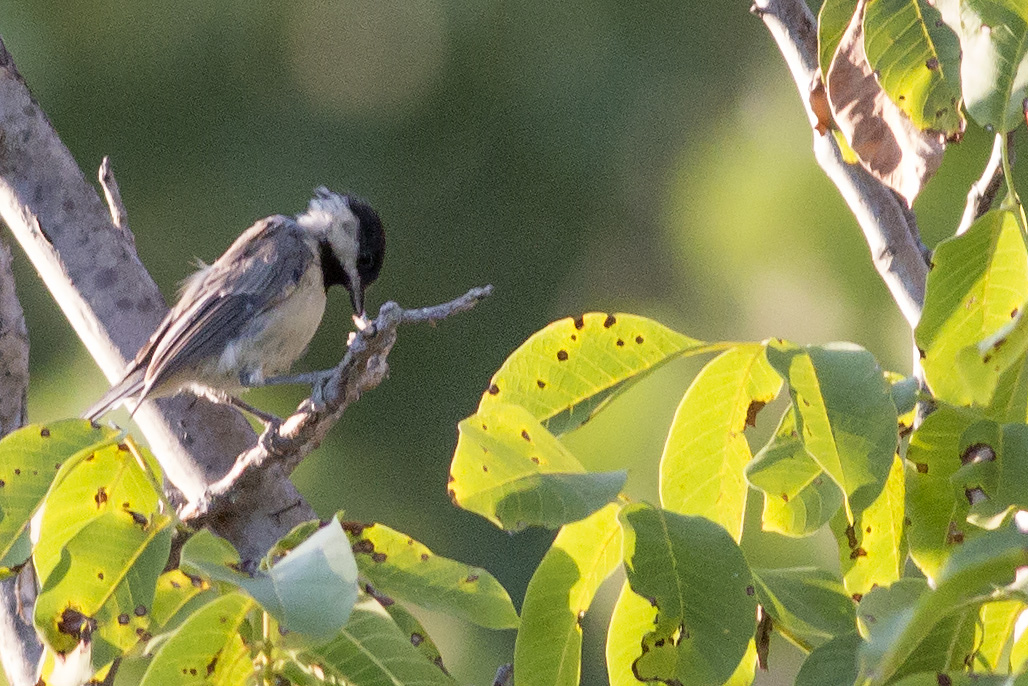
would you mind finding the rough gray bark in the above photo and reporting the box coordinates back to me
[0,35,316,561]
[0,238,37,686]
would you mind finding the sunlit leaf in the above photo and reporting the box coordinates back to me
[889,673,1012,686]
[151,569,213,633]
[746,407,844,537]
[751,567,856,649]
[478,312,715,434]
[916,210,1028,407]
[515,503,623,686]
[0,420,118,568]
[450,402,625,531]
[660,343,781,542]
[975,599,1028,673]
[825,0,946,205]
[832,454,906,596]
[606,580,657,686]
[344,520,518,630]
[956,0,1028,132]
[34,510,173,673]
[864,0,964,134]
[374,600,447,672]
[766,341,898,521]
[296,595,457,686]
[957,295,1028,407]
[858,520,1028,684]
[139,592,254,686]
[618,504,756,686]
[905,403,983,582]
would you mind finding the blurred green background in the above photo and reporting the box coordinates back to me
[2,1,1025,684]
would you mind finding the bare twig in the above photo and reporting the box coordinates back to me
[0,237,37,685]
[181,286,494,522]
[752,0,928,328]
[98,156,131,241]
[0,35,316,561]
[958,133,1011,235]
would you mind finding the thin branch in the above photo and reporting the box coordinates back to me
[752,0,928,328]
[0,35,316,561]
[958,133,1008,235]
[98,156,132,241]
[181,286,494,522]
[0,237,37,685]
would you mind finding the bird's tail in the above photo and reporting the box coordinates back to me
[83,369,146,421]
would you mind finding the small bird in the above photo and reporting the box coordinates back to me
[84,187,385,421]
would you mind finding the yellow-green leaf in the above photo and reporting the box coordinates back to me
[450,403,625,531]
[478,313,714,434]
[514,503,623,686]
[660,343,782,542]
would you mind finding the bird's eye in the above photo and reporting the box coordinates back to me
[358,255,374,269]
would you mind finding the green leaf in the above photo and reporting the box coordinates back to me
[819,0,858,76]
[151,569,214,633]
[890,673,1012,686]
[832,454,906,596]
[374,600,447,672]
[478,312,714,434]
[795,633,862,686]
[957,295,1028,407]
[618,504,756,686]
[766,341,898,520]
[956,0,1028,132]
[344,520,518,630]
[863,0,964,134]
[752,567,856,650]
[0,420,118,568]
[34,437,162,587]
[905,404,983,582]
[916,210,1028,406]
[515,503,623,686]
[660,343,782,542]
[295,595,457,686]
[858,519,1028,684]
[606,580,658,686]
[746,407,844,537]
[975,599,1028,672]
[34,510,173,672]
[450,403,626,531]
[181,518,359,643]
[139,592,254,686]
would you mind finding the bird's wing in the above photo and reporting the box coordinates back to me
[141,217,314,394]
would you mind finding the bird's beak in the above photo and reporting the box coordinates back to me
[349,275,365,317]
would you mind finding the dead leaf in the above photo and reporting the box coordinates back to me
[825,0,945,207]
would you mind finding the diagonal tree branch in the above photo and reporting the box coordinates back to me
[752,0,929,328]
[181,286,493,523]
[0,35,316,561]
[0,238,38,686]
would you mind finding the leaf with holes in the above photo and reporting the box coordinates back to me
[905,404,983,582]
[139,592,254,686]
[478,312,716,435]
[618,504,756,686]
[0,420,119,569]
[450,403,625,531]
[832,454,906,596]
[916,210,1028,407]
[746,407,844,537]
[344,520,518,630]
[34,510,173,672]
[515,503,623,686]
[766,341,898,522]
[863,0,964,135]
[660,343,782,542]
